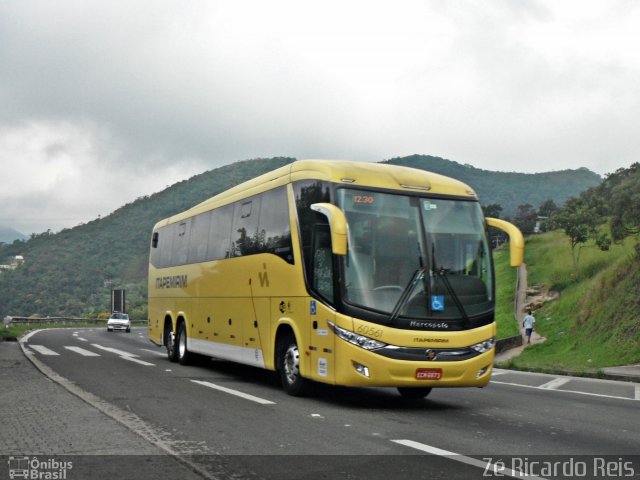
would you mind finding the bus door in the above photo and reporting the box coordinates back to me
[308,300,336,383]
[307,224,336,383]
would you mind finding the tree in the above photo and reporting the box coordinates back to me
[538,198,558,217]
[554,197,610,278]
[482,204,507,248]
[607,163,640,247]
[536,199,559,233]
[513,204,537,235]
[482,203,503,219]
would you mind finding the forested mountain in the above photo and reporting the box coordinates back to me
[385,155,601,218]
[0,155,601,319]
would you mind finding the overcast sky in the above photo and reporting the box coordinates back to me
[1,1,639,235]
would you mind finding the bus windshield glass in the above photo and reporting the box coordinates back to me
[337,189,493,323]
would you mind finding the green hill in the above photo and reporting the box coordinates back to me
[385,154,601,218]
[0,155,602,320]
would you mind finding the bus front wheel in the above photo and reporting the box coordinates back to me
[397,387,432,399]
[277,334,309,396]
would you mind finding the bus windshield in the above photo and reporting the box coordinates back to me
[337,189,493,324]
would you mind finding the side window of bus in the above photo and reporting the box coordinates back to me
[231,197,262,257]
[173,220,191,265]
[293,180,331,277]
[158,223,175,268]
[150,231,161,267]
[311,224,334,303]
[258,187,294,263]
[188,212,211,264]
[208,204,234,260]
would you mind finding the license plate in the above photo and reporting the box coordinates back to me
[416,368,442,380]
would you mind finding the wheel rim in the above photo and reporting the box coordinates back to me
[283,344,300,385]
[166,330,174,355]
[178,327,187,358]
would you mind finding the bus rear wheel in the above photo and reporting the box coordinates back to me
[397,387,432,399]
[277,334,309,396]
[176,322,192,365]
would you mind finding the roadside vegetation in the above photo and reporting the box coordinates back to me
[0,322,107,340]
[505,232,638,372]
[498,163,640,373]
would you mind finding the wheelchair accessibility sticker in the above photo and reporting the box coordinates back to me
[431,295,445,311]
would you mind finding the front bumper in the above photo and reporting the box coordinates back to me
[333,339,494,388]
[107,322,130,331]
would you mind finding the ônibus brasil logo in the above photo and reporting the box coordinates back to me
[7,456,73,479]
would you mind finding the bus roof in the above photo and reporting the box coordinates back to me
[157,160,478,227]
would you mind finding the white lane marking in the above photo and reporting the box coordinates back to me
[492,380,638,401]
[140,348,167,357]
[391,440,547,480]
[19,331,39,343]
[191,380,275,405]
[91,344,139,357]
[91,343,154,365]
[490,370,508,376]
[64,346,100,357]
[77,337,88,342]
[29,345,60,356]
[635,385,640,401]
[538,377,571,390]
[120,356,155,366]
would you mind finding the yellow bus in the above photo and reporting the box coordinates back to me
[148,160,523,398]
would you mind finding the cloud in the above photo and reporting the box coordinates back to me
[1,0,639,233]
[0,121,203,234]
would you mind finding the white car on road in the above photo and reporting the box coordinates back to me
[107,313,131,332]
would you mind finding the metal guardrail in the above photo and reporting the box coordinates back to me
[3,316,146,328]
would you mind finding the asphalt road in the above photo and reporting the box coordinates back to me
[19,327,640,479]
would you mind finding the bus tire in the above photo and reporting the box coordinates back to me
[176,322,192,366]
[165,322,178,363]
[277,333,309,396]
[397,387,432,399]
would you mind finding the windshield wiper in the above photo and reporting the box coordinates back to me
[389,267,426,325]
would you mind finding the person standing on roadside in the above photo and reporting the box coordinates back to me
[523,309,536,344]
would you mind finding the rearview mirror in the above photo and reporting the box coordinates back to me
[486,217,525,267]
[310,203,348,256]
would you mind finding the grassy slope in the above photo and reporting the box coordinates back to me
[507,231,640,372]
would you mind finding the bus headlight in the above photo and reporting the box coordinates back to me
[470,337,496,353]
[328,322,387,351]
